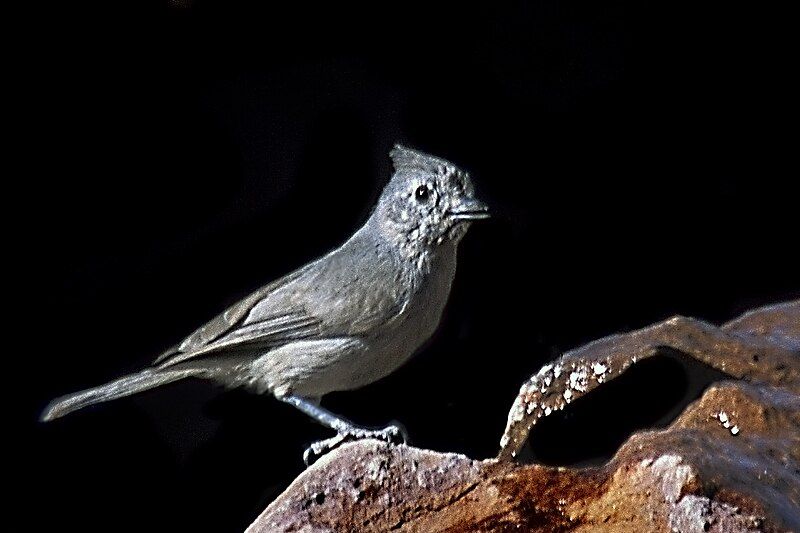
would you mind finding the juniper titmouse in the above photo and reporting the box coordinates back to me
[42,144,489,462]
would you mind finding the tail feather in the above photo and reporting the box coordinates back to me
[41,368,202,422]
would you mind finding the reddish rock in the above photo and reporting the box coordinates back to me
[247,301,799,532]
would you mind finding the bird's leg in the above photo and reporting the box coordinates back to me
[278,395,407,464]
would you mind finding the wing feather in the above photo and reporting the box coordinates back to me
[157,310,322,368]
[152,261,317,365]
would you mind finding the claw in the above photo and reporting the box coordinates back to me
[303,424,408,465]
[303,433,347,465]
[379,423,408,444]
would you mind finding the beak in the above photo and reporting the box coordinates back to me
[448,197,490,221]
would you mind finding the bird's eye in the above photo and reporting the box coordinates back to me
[415,184,430,202]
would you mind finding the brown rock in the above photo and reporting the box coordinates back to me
[247,301,800,532]
[499,301,799,458]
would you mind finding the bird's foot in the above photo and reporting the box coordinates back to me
[303,423,407,465]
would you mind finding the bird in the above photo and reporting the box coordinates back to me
[41,144,489,463]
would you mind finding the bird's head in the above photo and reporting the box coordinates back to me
[372,145,489,255]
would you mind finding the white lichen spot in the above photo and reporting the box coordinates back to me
[563,389,573,401]
[544,375,552,387]
[569,367,589,392]
[526,401,538,414]
[712,410,737,430]
[544,406,552,416]
[509,400,525,423]
[592,361,608,375]
[553,364,563,378]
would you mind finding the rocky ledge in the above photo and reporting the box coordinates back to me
[248,301,799,532]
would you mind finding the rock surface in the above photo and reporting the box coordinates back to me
[247,301,799,532]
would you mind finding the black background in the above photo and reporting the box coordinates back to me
[16,1,797,531]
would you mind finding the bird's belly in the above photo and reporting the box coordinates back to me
[262,290,449,398]
[250,250,457,397]
[336,261,456,391]
[343,324,432,389]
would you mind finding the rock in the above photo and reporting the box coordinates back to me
[499,301,800,458]
[247,301,799,532]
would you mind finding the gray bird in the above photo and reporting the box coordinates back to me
[41,144,489,462]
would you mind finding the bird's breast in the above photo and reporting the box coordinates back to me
[360,246,458,374]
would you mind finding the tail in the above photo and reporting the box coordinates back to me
[40,368,202,422]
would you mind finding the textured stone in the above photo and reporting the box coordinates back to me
[247,301,799,532]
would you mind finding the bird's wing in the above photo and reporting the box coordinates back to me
[156,309,324,368]
[153,261,319,366]
[154,236,410,369]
